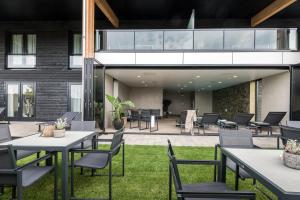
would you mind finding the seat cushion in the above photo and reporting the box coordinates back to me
[17,150,39,160]
[226,158,252,179]
[183,182,238,200]
[22,166,53,187]
[74,153,109,169]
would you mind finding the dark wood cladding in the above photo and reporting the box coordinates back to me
[0,21,82,121]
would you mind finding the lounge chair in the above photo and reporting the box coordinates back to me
[220,113,254,130]
[70,128,125,200]
[167,140,256,200]
[176,111,187,134]
[195,113,220,135]
[215,129,257,190]
[0,107,9,124]
[250,112,286,135]
[280,125,300,146]
[0,145,57,200]
[128,110,140,129]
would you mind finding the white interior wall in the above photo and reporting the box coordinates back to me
[194,91,213,115]
[164,91,193,115]
[261,72,290,123]
[105,74,114,128]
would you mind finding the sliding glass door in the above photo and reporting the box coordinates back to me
[6,82,35,120]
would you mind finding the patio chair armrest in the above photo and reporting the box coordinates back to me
[93,138,113,142]
[177,190,255,199]
[176,159,220,166]
[16,153,54,170]
[70,149,110,154]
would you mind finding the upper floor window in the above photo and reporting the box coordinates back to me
[69,33,83,69]
[7,33,36,69]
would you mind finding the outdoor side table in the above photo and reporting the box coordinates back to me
[221,148,300,200]
[0,131,97,200]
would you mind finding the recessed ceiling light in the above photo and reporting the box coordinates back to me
[184,85,187,88]
[137,75,141,78]
[233,75,238,78]
[196,75,200,78]
[208,85,212,88]
[189,81,193,84]
[141,81,145,84]
[218,81,222,84]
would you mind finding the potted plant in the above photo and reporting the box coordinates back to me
[282,139,300,170]
[53,118,67,138]
[106,94,135,130]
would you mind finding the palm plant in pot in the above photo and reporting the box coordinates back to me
[106,94,135,130]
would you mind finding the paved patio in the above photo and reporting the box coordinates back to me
[8,121,281,148]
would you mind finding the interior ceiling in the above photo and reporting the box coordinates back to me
[106,69,288,91]
[0,0,300,21]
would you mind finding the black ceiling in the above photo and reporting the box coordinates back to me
[0,0,300,21]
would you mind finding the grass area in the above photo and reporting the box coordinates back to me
[2,145,273,200]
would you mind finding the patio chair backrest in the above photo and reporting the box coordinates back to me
[219,129,253,148]
[0,145,16,170]
[110,128,124,156]
[202,113,220,124]
[60,112,81,125]
[167,140,183,191]
[234,113,254,126]
[70,121,95,131]
[264,112,286,125]
[180,111,187,123]
[141,109,151,118]
[0,124,12,143]
[280,125,300,146]
[150,109,160,117]
[130,110,140,120]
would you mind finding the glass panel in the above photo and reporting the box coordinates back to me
[7,83,19,118]
[11,34,23,54]
[289,29,297,50]
[70,84,82,113]
[107,31,134,50]
[95,31,102,51]
[73,34,82,55]
[164,31,193,50]
[27,34,36,54]
[7,55,36,68]
[69,56,83,68]
[135,31,163,50]
[224,30,254,50]
[22,83,34,118]
[94,67,104,129]
[255,30,277,50]
[194,30,223,50]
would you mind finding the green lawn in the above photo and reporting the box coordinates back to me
[2,145,274,200]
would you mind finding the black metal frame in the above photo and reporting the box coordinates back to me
[0,145,58,200]
[70,137,125,200]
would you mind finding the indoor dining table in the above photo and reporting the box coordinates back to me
[0,131,97,200]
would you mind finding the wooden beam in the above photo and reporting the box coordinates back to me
[251,0,297,27]
[95,0,119,28]
[83,0,95,58]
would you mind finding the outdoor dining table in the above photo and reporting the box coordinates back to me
[221,148,300,200]
[0,131,97,200]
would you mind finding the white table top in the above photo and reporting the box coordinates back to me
[0,131,95,149]
[224,148,300,193]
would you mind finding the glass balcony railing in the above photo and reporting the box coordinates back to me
[96,28,298,52]
[7,55,36,68]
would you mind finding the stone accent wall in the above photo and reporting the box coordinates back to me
[213,83,250,120]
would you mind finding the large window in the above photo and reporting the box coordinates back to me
[7,33,36,68]
[69,83,82,113]
[69,33,83,68]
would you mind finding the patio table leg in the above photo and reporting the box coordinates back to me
[62,149,69,200]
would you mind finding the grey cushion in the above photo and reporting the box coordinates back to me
[74,153,109,169]
[227,158,251,179]
[17,150,39,160]
[22,166,53,187]
[183,182,238,200]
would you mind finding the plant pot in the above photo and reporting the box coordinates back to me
[113,119,124,130]
[53,129,66,138]
[283,151,300,170]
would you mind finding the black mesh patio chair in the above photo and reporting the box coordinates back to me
[150,109,161,119]
[0,107,9,124]
[129,110,140,129]
[215,129,258,190]
[167,140,256,200]
[70,128,125,200]
[176,111,187,134]
[250,112,286,135]
[0,124,40,160]
[280,125,300,146]
[0,145,57,200]
[220,113,254,130]
[195,113,220,135]
[139,109,158,132]
[37,112,81,132]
